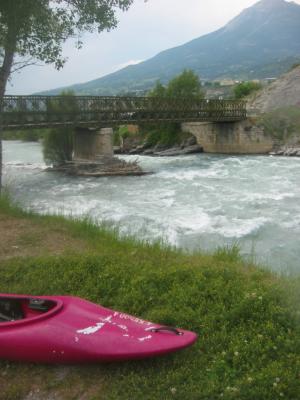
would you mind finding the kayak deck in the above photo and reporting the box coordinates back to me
[0,294,197,363]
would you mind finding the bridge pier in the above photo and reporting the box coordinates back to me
[182,120,275,154]
[73,127,113,162]
[68,126,144,176]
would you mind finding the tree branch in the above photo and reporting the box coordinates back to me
[10,58,44,74]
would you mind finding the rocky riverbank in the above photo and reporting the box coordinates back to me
[270,146,300,157]
[114,134,203,157]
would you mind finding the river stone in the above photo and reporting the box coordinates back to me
[154,144,203,156]
[143,148,154,155]
[183,136,197,147]
[113,146,122,154]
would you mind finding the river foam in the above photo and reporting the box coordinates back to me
[3,141,300,274]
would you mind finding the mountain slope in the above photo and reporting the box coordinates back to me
[44,0,300,95]
[248,64,300,112]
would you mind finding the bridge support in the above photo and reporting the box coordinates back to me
[73,127,113,162]
[68,127,144,176]
[182,120,275,154]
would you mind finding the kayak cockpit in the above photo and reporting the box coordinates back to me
[0,296,61,325]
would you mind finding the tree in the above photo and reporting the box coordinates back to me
[43,91,77,166]
[234,81,262,99]
[144,70,205,147]
[148,81,166,97]
[0,0,136,191]
[166,69,204,99]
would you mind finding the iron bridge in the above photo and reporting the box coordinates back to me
[1,95,247,130]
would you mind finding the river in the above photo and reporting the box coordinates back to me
[3,140,300,274]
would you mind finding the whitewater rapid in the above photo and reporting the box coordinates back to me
[3,140,300,274]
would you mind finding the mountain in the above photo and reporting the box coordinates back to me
[43,0,300,95]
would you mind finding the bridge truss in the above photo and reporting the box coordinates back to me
[1,95,246,130]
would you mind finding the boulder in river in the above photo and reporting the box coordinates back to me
[154,144,203,157]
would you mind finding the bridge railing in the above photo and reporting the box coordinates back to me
[1,95,247,129]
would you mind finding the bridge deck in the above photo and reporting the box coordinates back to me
[1,96,247,130]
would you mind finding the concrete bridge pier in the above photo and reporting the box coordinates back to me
[73,127,113,162]
[182,120,275,154]
[70,126,143,176]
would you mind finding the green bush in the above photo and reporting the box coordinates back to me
[166,69,204,99]
[42,91,77,165]
[118,125,131,140]
[149,70,204,100]
[42,128,73,166]
[234,81,262,99]
[144,123,181,148]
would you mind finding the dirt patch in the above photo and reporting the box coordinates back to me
[0,213,87,261]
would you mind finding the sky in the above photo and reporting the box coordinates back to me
[7,0,300,94]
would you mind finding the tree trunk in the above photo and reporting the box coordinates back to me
[0,47,15,193]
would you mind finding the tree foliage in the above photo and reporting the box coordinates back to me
[166,69,204,99]
[234,81,262,99]
[148,81,167,97]
[42,91,76,165]
[0,0,135,75]
[148,70,204,99]
[146,70,204,148]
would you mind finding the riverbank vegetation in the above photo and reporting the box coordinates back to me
[42,91,76,166]
[148,70,204,99]
[115,122,191,151]
[114,70,204,150]
[0,193,299,400]
[234,81,262,99]
[259,106,300,142]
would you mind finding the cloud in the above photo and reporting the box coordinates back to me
[113,59,144,72]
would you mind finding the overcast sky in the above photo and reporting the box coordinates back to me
[7,0,300,94]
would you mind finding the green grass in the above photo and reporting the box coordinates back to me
[0,194,299,400]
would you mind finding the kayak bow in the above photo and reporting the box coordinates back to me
[0,294,197,363]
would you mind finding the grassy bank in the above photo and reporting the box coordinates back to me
[0,194,299,400]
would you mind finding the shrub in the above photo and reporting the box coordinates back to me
[234,81,262,99]
[42,91,77,165]
[43,128,74,166]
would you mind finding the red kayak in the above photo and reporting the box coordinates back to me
[0,294,197,363]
